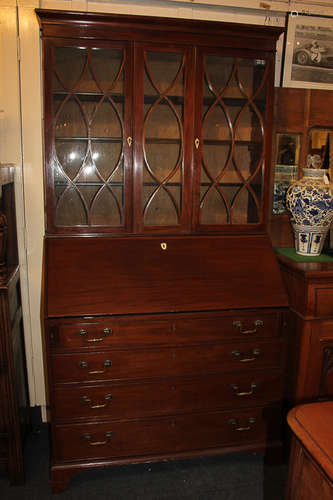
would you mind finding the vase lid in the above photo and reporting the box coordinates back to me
[307,154,322,169]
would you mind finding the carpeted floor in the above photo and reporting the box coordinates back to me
[1,423,288,499]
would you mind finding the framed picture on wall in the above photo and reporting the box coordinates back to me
[282,14,333,90]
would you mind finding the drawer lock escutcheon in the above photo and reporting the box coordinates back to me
[232,319,263,335]
[232,348,261,363]
[81,393,113,409]
[230,382,257,396]
[228,417,256,432]
[82,431,114,446]
[79,359,112,374]
[78,327,113,343]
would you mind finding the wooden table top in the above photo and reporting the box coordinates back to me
[287,402,333,480]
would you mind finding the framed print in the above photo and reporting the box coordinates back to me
[282,14,333,90]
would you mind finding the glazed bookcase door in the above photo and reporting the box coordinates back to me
[43,39,133,234]
[193,48,272,232]
[133,43,194,233]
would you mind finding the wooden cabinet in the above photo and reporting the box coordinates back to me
[277,253,333,404]
[39,9,279,235]
[0,167,30,483]
[37,9,288,493]
[46,304,288,492]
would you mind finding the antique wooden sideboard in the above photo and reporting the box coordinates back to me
[0,165,30,483]
[277,251,333,405]
[36,9,288,492]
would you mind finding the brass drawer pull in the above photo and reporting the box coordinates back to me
[81,393,113,409]
[78,327,113,343]
[232,319,263,335]
[230,382,257,396]
[82,431,114,446]
[232,348,261,362]
[79,359,112,374]
[228,417,256,431]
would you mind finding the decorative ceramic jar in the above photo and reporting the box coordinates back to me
[286,154,333,256]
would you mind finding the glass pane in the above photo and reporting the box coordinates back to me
[203,104,231,142]
[142,50,185,226]
[273,133,300,215]
[55,97,88,138]
[204,55,239,98]
[230,188,250,224]
[145,51,184,95]
[53,47,87,91]
[200,53,267,225]
[90,98,123,138]
[51,45,127,228]
[55,140,87,180]
[91,186,123,226]
[55,186,87,226]
[91,140,123,181]
[144,143,181,183]
[84,48,124,94]
[76,154,101,184]
[252,59,267,103]
[143,185,180,226]
[309,129,331,167]
[200,184,228,225]
[202,144,230,180]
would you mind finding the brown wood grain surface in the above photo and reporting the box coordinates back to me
[45,234,288,317]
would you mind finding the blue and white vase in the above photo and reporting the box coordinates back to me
[286,155,333,256]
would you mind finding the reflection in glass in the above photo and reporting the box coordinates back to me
[91,141,123,181]
[276,134,299,166]
[273,133,300,215]
[55,140,87,180]
[309,129,333,171]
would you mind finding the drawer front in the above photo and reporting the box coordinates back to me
[53,371,284,421]
[51,341,284,383]
[53,406,280,462]
[49,311,281,349]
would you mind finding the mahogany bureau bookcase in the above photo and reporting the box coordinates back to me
[36,9,288,492]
